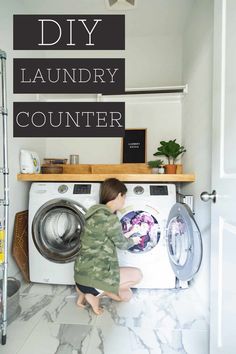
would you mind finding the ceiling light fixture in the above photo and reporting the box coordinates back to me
[105,0,137,10]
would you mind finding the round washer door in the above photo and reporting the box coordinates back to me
[32,198,86,263]
[166,202,202,281]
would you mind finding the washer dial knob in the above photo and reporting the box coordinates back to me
[133,186,144,195]
[58,184,68,194]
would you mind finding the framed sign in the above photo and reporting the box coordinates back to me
[122,129,146,163]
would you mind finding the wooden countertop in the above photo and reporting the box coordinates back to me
[17,173,195,182]
[17,164,195,182]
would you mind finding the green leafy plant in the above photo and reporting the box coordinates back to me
[153,139,186,164]
[148,159,164,168]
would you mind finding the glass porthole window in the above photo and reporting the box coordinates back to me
[32,199,86,263]
[120,210,161,253]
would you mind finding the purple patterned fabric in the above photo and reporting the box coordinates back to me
[120,210,161,253]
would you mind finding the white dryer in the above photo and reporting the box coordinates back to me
[117,183,202,289]
[28,182,100,285]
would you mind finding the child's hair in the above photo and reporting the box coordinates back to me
[100,178,127,204]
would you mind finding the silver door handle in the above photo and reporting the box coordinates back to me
[200,190,216,203]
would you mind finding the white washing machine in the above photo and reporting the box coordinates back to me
[28,182,100,285]
[117,183,202,289]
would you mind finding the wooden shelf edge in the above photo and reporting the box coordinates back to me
[17,173,195,182]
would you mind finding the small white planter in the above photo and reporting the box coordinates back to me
[158,167,165,174]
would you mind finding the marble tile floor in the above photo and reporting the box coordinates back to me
[1,282,209,354]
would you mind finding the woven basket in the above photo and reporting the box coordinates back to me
[12,211,30,282]
[41,165,63,174]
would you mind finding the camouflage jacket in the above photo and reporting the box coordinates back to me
[74,204,135,294]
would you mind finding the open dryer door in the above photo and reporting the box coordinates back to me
[166,203,202,281]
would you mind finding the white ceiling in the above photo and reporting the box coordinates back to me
[21,0,195,37]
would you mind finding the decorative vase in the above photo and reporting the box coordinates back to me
[165,164,177,174]
[151,168,159,174]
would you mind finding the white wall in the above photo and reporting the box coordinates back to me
[0,0,191,277]
[42,30,183,162]
[126,35,182,87]
[181,0,213,309]
[45,95,182,163]
[17,0,184,87]
[40,33,182,88]
[0,0,47,276]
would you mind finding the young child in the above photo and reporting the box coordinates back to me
[74,178,142,315]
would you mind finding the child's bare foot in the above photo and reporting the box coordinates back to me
[76,287,86,308]
[119,288,133,302]
[85,294,103,315]
[103,291,122,302]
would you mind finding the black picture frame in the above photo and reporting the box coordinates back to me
[122,129,146,163]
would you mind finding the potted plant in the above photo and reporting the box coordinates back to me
[147,159,164,174]
[153,139,186,174]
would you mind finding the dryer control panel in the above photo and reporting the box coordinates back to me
[150,185,168,195]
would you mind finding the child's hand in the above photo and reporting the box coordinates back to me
[124,225,140,238]
[132,236,142,245]
[123,229,133,238]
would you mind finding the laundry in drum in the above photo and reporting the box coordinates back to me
[121,210,161,253]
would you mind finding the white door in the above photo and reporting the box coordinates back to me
[209,0,236,353]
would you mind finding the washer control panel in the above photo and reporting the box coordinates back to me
[73,184,91,194]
